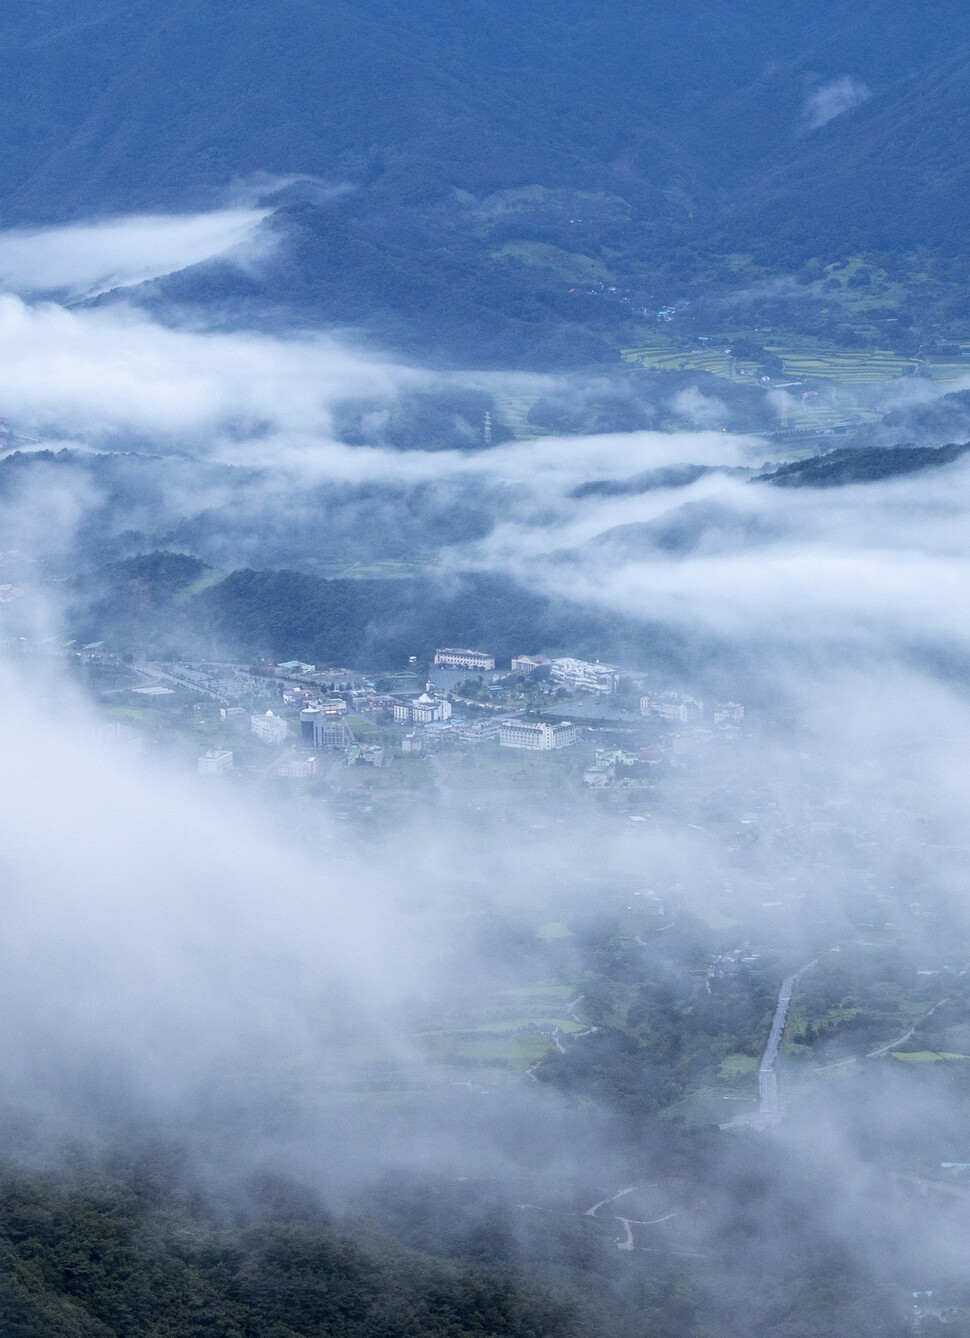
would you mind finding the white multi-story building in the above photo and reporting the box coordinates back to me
[499,720,578,751]
[713,701,744,723]
[251,710,289,745]
[453,717,503,743]
[312,717,355,750]
[642,692,704,722]
[549,657,619,695]
[394,689,453,724]
[274,756,318,778]
[434,647,495,671]
[198,749,233,775]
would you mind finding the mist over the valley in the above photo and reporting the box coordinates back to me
[5,188,970,1335]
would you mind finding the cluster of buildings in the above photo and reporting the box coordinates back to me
[191,647,746,786]
[510,653,620,695]
[433,648,620,697]
[582,745,660,789]
[388,679,578,752]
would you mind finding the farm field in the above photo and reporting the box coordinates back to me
[621,345,759,377]
[622,340,970,386]
[415,982,584,1071]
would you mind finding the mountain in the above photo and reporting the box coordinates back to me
[719,44,970,267]
[6,3,970,362]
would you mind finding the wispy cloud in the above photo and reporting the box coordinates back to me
[805,76,871,130]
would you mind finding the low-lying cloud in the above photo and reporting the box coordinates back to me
[0,208,275,299]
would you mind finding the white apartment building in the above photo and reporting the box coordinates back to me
[713,701,744,723]
[251,710,289,745]
[434,647,495,671]
[549,657,619,694]
[198,749,233,775]
[499,720,578,751]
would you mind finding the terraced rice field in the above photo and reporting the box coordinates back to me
[621,346,759,377]
[622,341,970,385]
[764,347,921,383]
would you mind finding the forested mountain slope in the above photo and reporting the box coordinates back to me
[0,1,964,228]
[5,2,970,361]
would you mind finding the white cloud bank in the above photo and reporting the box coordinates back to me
[0,208,273,298]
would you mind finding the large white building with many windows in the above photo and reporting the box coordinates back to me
[394,689,453,724]
[499,720,578,751]
[434,647,495,671]
[549,657,618,694]
[641,692,704,722]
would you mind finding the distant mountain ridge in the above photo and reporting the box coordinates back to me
[4,2,970,362]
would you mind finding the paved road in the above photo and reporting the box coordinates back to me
[758,962,815,1116]
[866,998,947,1058]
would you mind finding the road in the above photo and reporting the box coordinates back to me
[758,961,815,1117]
[866,998,948,1058]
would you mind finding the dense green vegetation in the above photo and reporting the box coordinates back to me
[3,3,970,364]
[0,1166,581,1338]
[69,551,698,673]
[759,442,970,487]
[537,913,779,1119]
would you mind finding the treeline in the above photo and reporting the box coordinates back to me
[759,442,970,488]
[0,1165,580,1338]
[70,552,696,673]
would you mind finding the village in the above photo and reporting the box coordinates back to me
[74,643,747,809]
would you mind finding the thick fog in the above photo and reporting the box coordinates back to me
[4,209,970,1330]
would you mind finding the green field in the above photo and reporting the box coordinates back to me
[622,340,970,386]
[621,345,759,377]
[415,982,583,1070]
